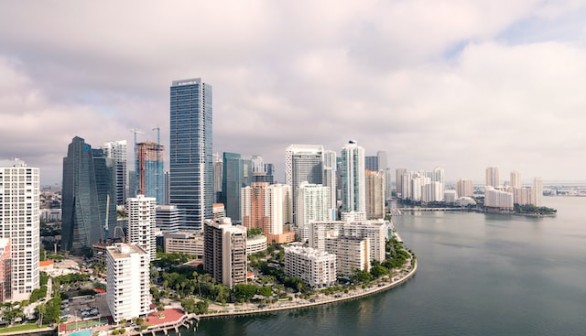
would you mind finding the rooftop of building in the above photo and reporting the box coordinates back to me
[107,243,147,259]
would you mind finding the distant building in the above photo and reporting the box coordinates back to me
[136,141,164,204]
[213,203,226,220]
[456,179,474,198]
[485,167,500,188]
[203,218,247,288]
[533,177,543,206]
[163,231,204,259]
[106,243,151,323]
[127,195,156,260]
[322,150,338,220]
[365,170,385,219]
[510,171,521,189]
[444,190,458,203]
[285,144,324,225]
[222,152,243,223]
[284,246,336,288]
[102,140,128,206]
[241,183,294,244]
[395,168,407,198]
[0,239,11,302]
[155,205,185,233]
[341,141,366,213]
[170,78,213,230]
[296,182,329,242]
[484,186,513,209]
[0,159,40,301]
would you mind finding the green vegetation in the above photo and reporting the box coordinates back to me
[0,323,49,334]
[514,203,557,215]
[54,273,90,286]
[181,297,209,314]
[247,228,263,237]
[154,252,194,265]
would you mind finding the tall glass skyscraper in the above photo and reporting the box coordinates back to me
[62,137,115,253]
[222,152,242,223]
[341,140,366,214]
[170,78,213,230]
[102,140,127,206]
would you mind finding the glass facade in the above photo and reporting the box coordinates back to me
[62,137,110,253]
[136,141,165,204]
[170,79,213,230]
[222,152,243,223]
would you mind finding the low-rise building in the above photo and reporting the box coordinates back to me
[164,231,204,259]
[284,246,336,288]
[246,235,268,255]
[0,239,11,302]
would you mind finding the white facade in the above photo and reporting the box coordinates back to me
[267,184,292,234]
[246,235,268,255]
[204,218,247,288]
[296,182,329,241]
[484,186,514,209]
[341,141,366,213]
[322,150,338,220]
[106,243,151,323]
[127,195,156,260]
[284,246,337,288]
[0,159,40,301]
[444,190,458,203]
[285,144,324,225]
[102,140,128,206]
[156,205,185,232]
[309,219,388,263]
[325,237,370,277]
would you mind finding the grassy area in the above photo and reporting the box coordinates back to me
[0,323,51,334]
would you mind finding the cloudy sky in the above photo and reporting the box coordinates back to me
[1,0,585,185]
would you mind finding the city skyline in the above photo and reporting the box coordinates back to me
[2,2,586,184]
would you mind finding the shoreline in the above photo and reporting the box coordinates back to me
[197,253,418,320]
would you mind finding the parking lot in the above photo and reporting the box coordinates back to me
[61,294,110,322]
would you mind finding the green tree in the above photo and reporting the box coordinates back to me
[232,284,258,302]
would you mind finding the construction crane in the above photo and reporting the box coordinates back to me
[153,127,161,203]
[130,128,143,196]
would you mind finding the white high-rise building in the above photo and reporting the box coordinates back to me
[325,237,370,277]
[510,171,521,189]
[241,183,292,236]
[533,177,543,206]
[106,243,151,323]
[127,195,156,260]
[285,145,324,225]
[377,151,392,202]
[0,159,40,301]
[485,167,500,188]
[309,219,388,263]
[102,140,128,206]
[296,182,329,242]
[395,168,407,198]
[322,150,338,220]
[341,141,366,214]
[284,246,337,288]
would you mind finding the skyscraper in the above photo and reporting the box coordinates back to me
[341,141,366,214]
[456,179,474,198]
[222,152,243,223]
[322,150,338,220]
[395,168,407,198]
[365,170,385,219]
[485,167,500,187]
[285,144,324,224]
[62,137,110,252]
[92,148,118,237]
[213,153,223,203]
[102,140,128,206]
[170,78,213,230]
[364,156,379,171]
[0,159,40,301]
[377,151,392,201]
[510,171,521,189]
[136,141,164,204]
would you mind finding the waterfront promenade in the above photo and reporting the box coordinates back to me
[198,253,418,320]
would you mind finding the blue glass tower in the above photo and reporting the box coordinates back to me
[170,78,213,230]
[62,137,115,253]
[221,152,242,223]
[136,141,165,204]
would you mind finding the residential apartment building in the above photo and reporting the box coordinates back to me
[127,195,156,260]
[203,218,247,288]
[284,245,336,288]
[0,159,40,301]
[106,243,151,323]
